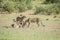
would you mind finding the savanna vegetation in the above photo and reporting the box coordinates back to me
[0,0,60,40]
[0,0,60,15]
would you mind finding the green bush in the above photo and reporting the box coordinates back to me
[26,0,32,10]
[44,0,60,4]
[49,4,60,14]
[17,4,27,12]
[34,6,45,15]
[0,0,33,13]
[27,4,32,10]
[34,4,60,15]
[3,1,15,12]
[0,0,60,14]
[34,6,51,15]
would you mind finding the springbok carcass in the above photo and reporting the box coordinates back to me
[11,16,26,28]
[22,17,45,27]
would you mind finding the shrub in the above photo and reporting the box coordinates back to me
[0,0,33,13]
[27,4,32,10]
[26,0,32,10]
[34,6,45,15]
[3,1,15,12]
[34,3,60,15]
[17,4,27,12]
[44,0,60,4]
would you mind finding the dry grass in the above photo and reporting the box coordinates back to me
[0,13,60,40]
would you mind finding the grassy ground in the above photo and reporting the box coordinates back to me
[0,27,60,40]
[0,13,60,40]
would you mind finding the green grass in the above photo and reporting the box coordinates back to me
[0,27,60,40]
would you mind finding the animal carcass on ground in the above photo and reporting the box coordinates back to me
[11,16,26,28]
